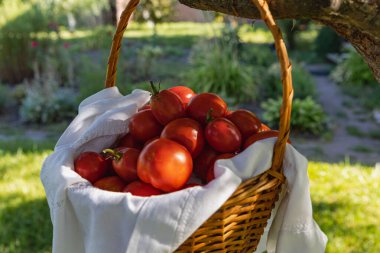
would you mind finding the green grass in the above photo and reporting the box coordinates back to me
[0,141,379,253]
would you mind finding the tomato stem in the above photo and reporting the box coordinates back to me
[102,149,122,161]
[206,108,214,123]
[150,80,160,95]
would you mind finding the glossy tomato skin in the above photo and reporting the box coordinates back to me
[94,176,126,192]
[259,123,271,132]
[111,147,140,183]
[150,90,186,125]
[226,109,261,139]
[167,86,195,106]
[137,138,193,192]
[206,153,236,183]
[138,104,151,111]
[129,109,163,143]
[74,152,108,183]
[186,93,227,124]
[243,130,291,149]
[161,118,205,158]
[205,118,242,153]
[123,181,163,197]
[118,133,143,150]
[193,145,219,182]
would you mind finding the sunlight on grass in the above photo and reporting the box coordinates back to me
[0,150,53,253]
[309,161,380,252]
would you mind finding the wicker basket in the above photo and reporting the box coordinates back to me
[104,0,293,252]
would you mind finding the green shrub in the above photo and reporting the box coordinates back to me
[314,26,343,57]
[19,77,77,123]
[331,47,379,110]
[0,85,12,113]
[261,96,326,135]
[261,62,316,101]
[186,38,256,104]
[0,0,49,83]
[240,44,276,68]
[331,47,377,87]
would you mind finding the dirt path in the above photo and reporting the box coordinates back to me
[292,65,380,165]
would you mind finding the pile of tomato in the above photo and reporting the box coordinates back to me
[74,84,282,197]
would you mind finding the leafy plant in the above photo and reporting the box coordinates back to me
[186,38,255,104]
[261,96,326,135]
[314,26,343,57]
[0,0,49,83]
[261,62,316,101]
[19,75,77,124]
[331,47,377,87]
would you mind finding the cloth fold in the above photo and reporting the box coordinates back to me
[41,87,327,253]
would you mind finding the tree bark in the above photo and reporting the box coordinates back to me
[179,0,380,83]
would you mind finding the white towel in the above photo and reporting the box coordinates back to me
[41,87,327,253]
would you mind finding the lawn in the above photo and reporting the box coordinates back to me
[0,140,379,253]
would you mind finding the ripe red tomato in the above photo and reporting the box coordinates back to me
[129,109,163,143]
[193,145,219,182]
[205,118,242,153]
[138,104,151,111]
[226,109,261,138]
[117,133,142,149]
[74,152,108,183]
[243,130,291,149]
[94,176,126,192]
[206,153,236,183]
[161,118,205,158]
[186,93,227,124]
[259,123,271,132]
[137,138,193,192]
[143,137,159,147]
[103,147,140,183]
[123,181,163,197]
[150,83,185,125]
[167,86,196,106]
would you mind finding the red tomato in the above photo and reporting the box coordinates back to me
[129,109,163,143]
[138,104,151,111]
[137,138,193,192]
[206,153,236,183]
[167,86,196,106]
[259,123,271,132]
[103,147,140,183]
[205,118,242,153]
[193,145,219,182]
[150,82,185,125]
[186,93,227,124]
[117,133,143,149]
[243,130,291,149]
[226,109,261,139]
[123,181,163,197]
[74,152,108,183]
[94,176,126,192]
[161,118,205,158]
[143,137,159,147]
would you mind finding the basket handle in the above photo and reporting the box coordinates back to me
[104,0,293,175]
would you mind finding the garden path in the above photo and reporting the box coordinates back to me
[292,65,380,165]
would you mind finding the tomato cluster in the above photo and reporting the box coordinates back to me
[74,85,282,197]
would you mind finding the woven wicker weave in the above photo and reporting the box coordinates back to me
[104,0,293,251]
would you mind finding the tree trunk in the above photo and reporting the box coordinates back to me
[178,0,380,83]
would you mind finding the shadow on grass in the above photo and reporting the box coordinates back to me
[0,198,52,253]
[0,139,55,154]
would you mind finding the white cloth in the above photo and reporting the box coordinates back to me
[41,87,327,253]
